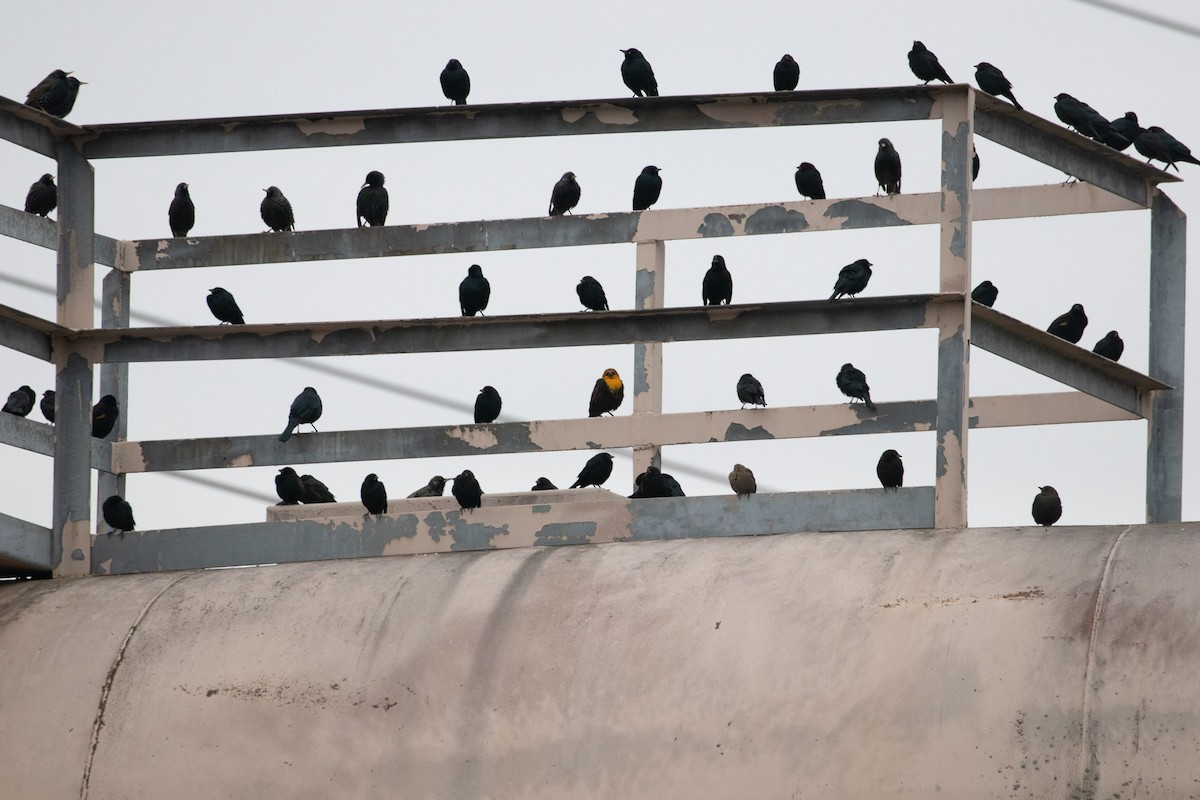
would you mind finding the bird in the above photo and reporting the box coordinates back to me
[361,474,388,517]
[92,394,119,439]
[299,474,336,503]
[630,466,671,498]
[206,287,245,324]
[548,171,581,216]
[531,477,558,491]
[829,258,873,301]
[876,449,904,490]
[260,186,295,232]
[795,162,825,200]
[452,469,483,511]
[439,58,470,105]
[25,69,85,118]
[474,385,502,423]
[875,139,902,195]
[973,149,980,181]
[1032,486,1062,527]
[736,373,766,408]
[702,255,733,305]
[632,165,662,210]
[408,475,447,498]
[973,62,1022,109]
[729,464,757,498]
[279,386,322,442]
[907,41,952,84]
[2,385,35,417]
[836,363,877,412]
[1053,94,1101,140]
[620,48,659,97]
[773,54,800,91]
[1046,304,1088,344]
[1134,126,1200,171]
[102,495,135,535]
[275,467,303,505]
[459,264,491,316]
[168,182,195,237]
[356,170,388,227]
[1109,112,1141,152]
[1092,331,1124,361]
[576,276,609,311]
[40,390,55,423]
[570,452,615,489]
[971,280,998,307]
[588,368,625,417]
[24,174,57,217]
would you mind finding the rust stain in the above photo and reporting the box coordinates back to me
[995,588,1046,601]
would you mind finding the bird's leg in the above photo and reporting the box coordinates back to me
[309,424,319,433]
[106,529,113,537]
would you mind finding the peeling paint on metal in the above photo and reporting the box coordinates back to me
[560,104,638,126]
[697,214,734,237]
[229,454,254,468]
[744,205,808,235]
[534,521,598,546]
[695,98,783,126]
[111,442,146,475]
[448,513,509,551]
[724,422,775,441]
[70,548,84,561]
[825,199,909,228]
[291,117,367,137]
[114,240,139,272]
[447,425,499,450]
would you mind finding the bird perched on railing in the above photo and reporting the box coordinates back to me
[620,48,658,97]
[973,62,1022,110]
[795,162,825,200]
[206,287,245,325]
[570,452,614,488]
[874,139,901,195]
[876,450,903,490]
[260,186,295,232]
[729,464,757,498]
[1092,331,1124,362]
[1032,486,1062,527]
[1134,127,1200,171]
[102,495,135,536]
[907,41,952,84]
[3,386,35,417]
[92,394,119,439]
[439,59,470,105]
[588,368,624,417]
[279,387,322,442]
[169,182,195,237]
[829,259,873,301]
[361,473,388,517]
[1108,112,1140,152]
[736,373,766,409]
[24,174,57,217]
[577,276,609,311]
[452,470,483,511]
[459,264,491,316]
[25,69,85,118]
[408,475,447,498]
[531,477,558,491]
[836,363,876,412]
[40,390,55,423]
[971,280,998,307]
[632,165,662,211]
[356,171,388,227]
[1046,304,1088,344]
[548,172,581,216]
[474,385,502,423]
[773,55,799,91]
[299,474,336,503]
[702,255,732,306]
[631,465,684,498]
[275,467,303,505]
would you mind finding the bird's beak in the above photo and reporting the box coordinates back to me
[78,81,89,85]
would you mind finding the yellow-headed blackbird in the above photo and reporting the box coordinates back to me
[588,368,624,417]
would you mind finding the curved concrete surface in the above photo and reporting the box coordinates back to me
[1,523,1197,799]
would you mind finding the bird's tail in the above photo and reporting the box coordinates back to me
[828,290,840,302]
[280,421,296,442]
[864,393,877,412]
[1010,95,1024,111]
[1185,155,1200,166]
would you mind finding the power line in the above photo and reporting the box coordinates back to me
[1065,0,1200,39]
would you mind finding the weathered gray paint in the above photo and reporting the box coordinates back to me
[0,412,55,456]
[97,270,131,510]
[0,201,119,267]
[1146,191,1186,522]
[633,240,665,476]
[0,95,70,157]
[0,511,52,573]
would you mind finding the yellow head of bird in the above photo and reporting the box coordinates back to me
[602,368,622,392]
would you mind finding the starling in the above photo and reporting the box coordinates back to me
[620,48,658,97]
[439,58,470,105]
[773,54,800,91]
[907,41,952,84]
[876,449,903,490]
[102,495,135,535]
[24,174,57,217]
[736,373,766,408]
[875,138,902,195]
[531,477,558,491]
[1092,331,1124,362]
[795,162,825,200]
[474,385,502,423]
[356,171,388,227]
[275,467,303,505]
[702,255,733,305]
[973,62,1022,109]
[40,390,55,423]
[829,258,873,301]
[836,363,876,412]
[92,394,119,439]
[2,385,35,417]
[588,368,624,417]
[570,452,614,489]
[1032,486,1062,527]
[459,264,491,316]
[279,386,322,442]
[577,276,609,311]
[971,280,998,307]
[299,474,336,503]
[452,469,483,511]
[206,287,245,325]
[25,70,84,118]
[632,165,662,210]
[1047,304,1088,344]
[1134,126,1200,171]
[361,473,388,517]
[548,171,581,216]
[1053,94,1100,139]
[260,186,295,232]
[408,475,447,498]
[1109,113,1140,152]
[728,464,757,498]
[169,182,195,237]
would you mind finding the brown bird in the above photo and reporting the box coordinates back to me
[728,464,757,498]
[588,368,624,417]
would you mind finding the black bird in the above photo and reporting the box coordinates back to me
[876,449,904,490]
[531,477,558,491]
[24,174,57,217]
[972,149,980,181]
[279,386,322,442]
[1053,94,1101,139]
[632,165,662,210]
[2,385,35,417]
[439,58,470,105]
[971,280,998,307]
[408,475,447,498]
[299,474,336,503]
[773,54,800,91]
[1092,331,1124,361]
[40,390,55,423]
[570,452,615,489]
[361,473,388,517]
[206,287,245,325]
[474,385,502,423]
[577,276,609,311]
[737,373,766,409]
[1134,126,1200,171]
[795,162,825,200]
[102,495,135,535]
[907,41,952,84]
[459,264,491,316]
[588,368,624,417]
[630,466,674,498]
[452,469,483,511]
[702,255,733,305]
[260,186,295,232]
[620,48,659,97]
[356,171,388,227]
[829,258,873,301]
[92,394,119,439]
[25,70,85,118]
[836,363,877,412]
[1109,112,1141,152]
[1047,304,1088,344]
[548,171,581,216]
[875,138,902,195]
[1032,486,1062,527]
[973,62,1022,109]
[169,182,195,237]
[275,467,303,505]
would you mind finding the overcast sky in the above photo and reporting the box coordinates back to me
[1,0,1198,533]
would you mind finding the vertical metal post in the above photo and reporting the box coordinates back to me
[97,269,130,510]
[934,86,974,528]
[52,142,95,576]
[1146,190,1185,523]
[633,240,665,477]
